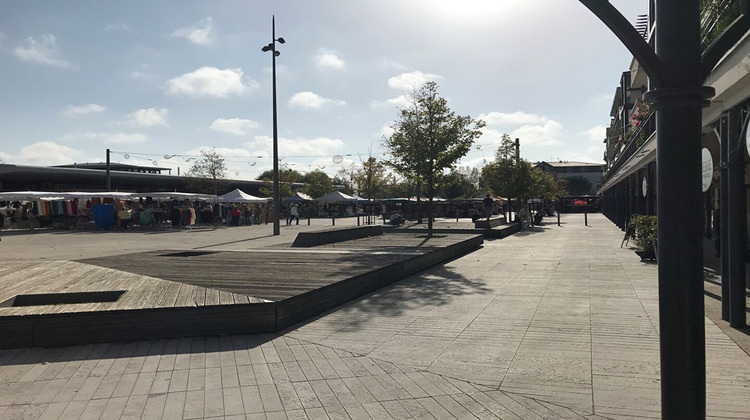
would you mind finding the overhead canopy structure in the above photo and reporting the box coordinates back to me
[315,191,360,202]
[218,188,269,203]
[140,191,218,201]
[284,192,313,203]
[0,191,69,201]
[350,194,371,203]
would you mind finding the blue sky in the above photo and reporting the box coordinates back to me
[0,0,646,180]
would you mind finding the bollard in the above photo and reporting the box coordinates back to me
[585,210,588,226]
[357,215,360,226]
[307,217,310,226]
[557,211,560,226]
[332,217,335,226]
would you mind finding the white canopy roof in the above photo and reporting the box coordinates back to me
[218,188,269,203]
[0,190,219,201]
[141,191,218,201]
[315,191,359,202]
[0,191,69,200]
[284,192,313,202]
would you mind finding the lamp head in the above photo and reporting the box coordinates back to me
[277,37,285,44]
[274,51,280,57]
[261,44,273,52]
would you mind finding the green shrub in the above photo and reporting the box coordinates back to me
[630,215,657,252]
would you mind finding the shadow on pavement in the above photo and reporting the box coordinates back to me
[285,262,493,332]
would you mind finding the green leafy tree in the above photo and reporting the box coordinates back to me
[333,163,357,195]
[385,178,415,198]
[383,81,485,235]
[482,134,533,209]
[530,168,567,201]
[438,166,481,199]
[185,148,230,195]
[257,168,302,199]
[300,170,334,198]
[354,157,390,199]
[563,175,593,196]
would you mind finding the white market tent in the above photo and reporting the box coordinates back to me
[0,191,220,201]
[315,191,359,202]
[0,191,69,201]
[350,194,371,203]
[140,191,218,201]
[284,192,313,203]
[218,188,269,203]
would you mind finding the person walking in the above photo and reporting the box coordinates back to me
[289,203,299,225]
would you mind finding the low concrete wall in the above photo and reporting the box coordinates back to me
[474,217,506,229]
[292,225,382,247]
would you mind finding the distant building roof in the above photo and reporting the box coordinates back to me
[55,162,172,173]
[534,161,605,168]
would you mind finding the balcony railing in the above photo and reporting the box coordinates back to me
[602,112,656,183]
[701,0,742,45]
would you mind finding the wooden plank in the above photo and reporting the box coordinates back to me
[191,286,206,307]
[204,288,219,306]
[174,284,197,307]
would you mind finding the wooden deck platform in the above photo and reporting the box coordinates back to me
[0,233,482,348]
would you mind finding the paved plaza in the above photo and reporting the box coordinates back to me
[0,214,749,419]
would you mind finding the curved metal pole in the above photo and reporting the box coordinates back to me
[578,0,666,88]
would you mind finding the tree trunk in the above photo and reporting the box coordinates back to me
[427,173,434,237]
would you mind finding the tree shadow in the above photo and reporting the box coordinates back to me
[280,257,493,332]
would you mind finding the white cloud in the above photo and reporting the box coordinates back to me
[387,71,443,91]
[105,23,131,32]
[126,108,168,127]
[476,119,564,151]
[245,135,345,157]
[165,67,257,98]
[380,123,395,138]
[71,131,148,144]
[288,92,345,110]
[478,111,547,126]
[172,17,215,46]
[314,48,345,70]
[379,59,407,71]
[585,125,606,142]
[13,34,71,68]
[8,142,83,166]
[63,103,106,117]
[509,120,563,146]
[209,118,260,135]
[370,94,409,110]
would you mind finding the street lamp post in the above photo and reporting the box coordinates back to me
[261,16,285,236]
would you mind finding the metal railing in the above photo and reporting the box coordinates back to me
[603,112,655,183]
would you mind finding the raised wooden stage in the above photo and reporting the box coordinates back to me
[0,233,482,348]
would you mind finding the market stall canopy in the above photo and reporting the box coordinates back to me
[0,191,68,200]
[350,194,371,203]
[380,196,447,202]
[66,191,134,199]
[284,192,313,203]
[140,191,218,201]
[315,191,359,202]
[218,188,269,203]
